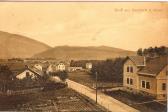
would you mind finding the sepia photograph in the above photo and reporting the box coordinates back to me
[0,1,167,112]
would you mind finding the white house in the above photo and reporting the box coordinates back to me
[56,63,66,71]
[86,63,92,70]
[16,68,40,80]
[46,62,66,74]
[68,67,83,72]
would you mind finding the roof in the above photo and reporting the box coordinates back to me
[125,56,145,66]
[138,56,168,76]
[0,62,43,76]
[28,66,43,76]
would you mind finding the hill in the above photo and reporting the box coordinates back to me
[33,46,136,60]
[0,31,51,58]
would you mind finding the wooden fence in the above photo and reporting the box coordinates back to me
[0,87,44,96]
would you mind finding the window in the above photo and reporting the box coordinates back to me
[26,72,30,77]
[127,78,133,85]
[126,66,133,73]
[130,67,133,73]
[146,82,150,89]
[162,83,166,90]
[142,81,145,88]
[127,67,129,72]
[127,78,129,84]
[130,79,133,85]
[141,80,150,89]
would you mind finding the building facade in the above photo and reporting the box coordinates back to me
[123,56,167,100]
[86,63,92,70]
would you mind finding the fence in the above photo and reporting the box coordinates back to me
[6,87,44,96]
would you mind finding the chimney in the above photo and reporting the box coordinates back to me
[144,56,146,66]
[25,65,29,69]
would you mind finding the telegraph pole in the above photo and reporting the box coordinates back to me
[96,72,98,103]
[166,56,168,106]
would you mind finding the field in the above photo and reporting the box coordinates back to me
[105,90,167,112]
[0,87,106,111]
[68,71,122,89]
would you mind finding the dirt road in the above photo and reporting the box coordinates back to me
[67,79,139,112]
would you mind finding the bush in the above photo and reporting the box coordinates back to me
[43,81,67,91]
[50,71,68,81]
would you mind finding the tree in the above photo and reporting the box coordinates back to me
[137,46,168,57]
[90,58,124,82]
[0,65,13,92]
[50,71,68,81]
[137,48,143,56]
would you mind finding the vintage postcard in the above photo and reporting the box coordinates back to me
[0,1,167,112]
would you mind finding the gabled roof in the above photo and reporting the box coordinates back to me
[0,62,43,77]
[28,67,43,76]
[125,56,145,66]
[138,56,168,76]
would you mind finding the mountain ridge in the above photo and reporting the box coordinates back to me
[33,46,136,60]
[0,31,51,58]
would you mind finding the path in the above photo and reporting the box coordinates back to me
[67,79,139,112]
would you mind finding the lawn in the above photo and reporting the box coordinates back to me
[105,90,167,112]
[68,71,122,89]
[0,87,107,111]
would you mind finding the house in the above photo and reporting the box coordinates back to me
[46,64,55,74]
[123,56,167,100]
[46,62,66,74]
[0,62,42,80]
[68,67,83,72]
[86,63,92,70]
[15,67,41,80]
[56,62,66,71]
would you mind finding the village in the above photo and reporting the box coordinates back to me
[0,2,167,112]
[0,46,167,112]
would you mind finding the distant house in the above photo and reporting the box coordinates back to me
[68,67,83,72]
[46,64,55,74]
[46,62,66,74]
[56,62,66,71]
[123,56,167,100]
[15,68,41,80]
[86,63,92,70]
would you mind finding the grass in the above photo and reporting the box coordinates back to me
[105,90,167,112]
[0,87,107,111]
[68,71,122,89]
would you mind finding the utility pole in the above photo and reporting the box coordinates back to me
[96,72,98,103]
[166,56,168,103]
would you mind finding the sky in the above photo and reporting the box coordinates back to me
[0,2,167,51]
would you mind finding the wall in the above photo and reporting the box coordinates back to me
[16,70,36,80]
[123,59,139,91]
[138,75,157,95]
[156,65,167,100]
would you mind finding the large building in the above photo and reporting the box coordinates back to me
[123,56,167,100]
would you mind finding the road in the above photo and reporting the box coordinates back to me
[67,79,139,112]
